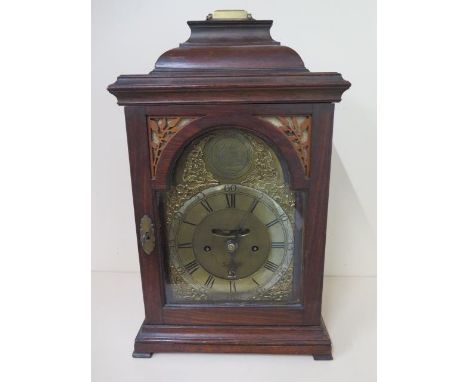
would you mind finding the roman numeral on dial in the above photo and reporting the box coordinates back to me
[264,260,279,272]
[265,218,280,228]
[265,214,287,228]
[229,281,237,293]
[271,242,285,248]
[200,199,213,213]
[225,193,236,208]
[204,274,215,288]
[249,198,259,213]
[184,260,199,275]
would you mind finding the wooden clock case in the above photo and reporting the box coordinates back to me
[108,16,350,360]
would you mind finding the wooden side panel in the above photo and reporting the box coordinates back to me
[124,107,165,323]
[302,103,335,324]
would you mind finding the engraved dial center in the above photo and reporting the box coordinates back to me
[192,207,271,280]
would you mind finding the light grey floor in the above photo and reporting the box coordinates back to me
[92,272,376,382]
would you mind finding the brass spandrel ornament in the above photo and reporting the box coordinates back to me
[147,117,198,178]
[259,116,312,176]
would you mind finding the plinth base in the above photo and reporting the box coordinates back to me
[132,317,332,360]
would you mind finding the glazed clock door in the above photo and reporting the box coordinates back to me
[161,127,303,309]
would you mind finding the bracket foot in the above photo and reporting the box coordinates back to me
[313,354,333,360]
[132,351,153,358]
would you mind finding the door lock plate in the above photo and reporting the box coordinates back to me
[139,215,155,255]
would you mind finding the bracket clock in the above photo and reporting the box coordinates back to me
[108,10,350,360]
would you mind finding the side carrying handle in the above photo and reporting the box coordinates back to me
[139,215,155,255]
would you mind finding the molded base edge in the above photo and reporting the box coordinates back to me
[133,317,332,360]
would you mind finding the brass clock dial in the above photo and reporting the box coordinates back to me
[168,184,294,300]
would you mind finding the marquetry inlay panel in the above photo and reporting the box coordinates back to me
[259,116,312,176]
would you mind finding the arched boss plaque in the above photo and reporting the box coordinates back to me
[108,10,350,360]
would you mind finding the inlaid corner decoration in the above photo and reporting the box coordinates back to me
[147,117,198,178]
[259,116,312,176]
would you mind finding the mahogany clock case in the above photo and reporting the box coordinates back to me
[108,16,350,360]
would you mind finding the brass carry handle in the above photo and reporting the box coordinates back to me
[206,10,253,21]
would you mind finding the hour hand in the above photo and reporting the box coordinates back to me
[211,228,250,237]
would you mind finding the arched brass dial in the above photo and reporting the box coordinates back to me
[168,184,294,300]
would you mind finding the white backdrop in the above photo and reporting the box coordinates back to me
[92,0,376,276]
